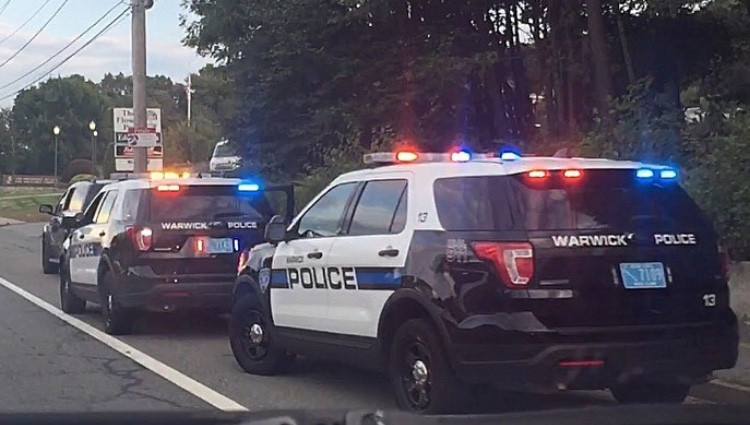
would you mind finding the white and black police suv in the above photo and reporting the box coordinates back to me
[59,173,293,335]
[229,150,738,413]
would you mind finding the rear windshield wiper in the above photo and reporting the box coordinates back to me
[213,212,257,219]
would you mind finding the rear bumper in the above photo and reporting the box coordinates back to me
[117,270,235,312]
[447,313,739,390]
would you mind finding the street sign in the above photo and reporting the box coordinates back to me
[113,108,163,172]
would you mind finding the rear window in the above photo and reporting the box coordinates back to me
[433,170,709,232]
[150,186,273,222]
[213,143,236,158]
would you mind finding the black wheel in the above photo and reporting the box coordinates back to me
[611,381,690,404]
[42,235,59,274]
[389,319,466,414]
[229,294,293,375]
[100,272,135,335]
[59,265,85,314]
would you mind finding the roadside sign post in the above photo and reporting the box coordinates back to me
[113,107,163,172]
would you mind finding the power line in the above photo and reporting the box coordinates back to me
[0,0,54,47]
[0,0,12,18]
[0,7,130,101]
[0,0,69,69]
[0,2,125,92]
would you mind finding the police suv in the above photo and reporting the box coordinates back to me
[59,174,292,335]
[229,150,739,413]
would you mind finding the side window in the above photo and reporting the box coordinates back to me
[95,191,118,224]
[118,189,145,223]
[297,183,357,238]
[57,188,74,213]
[68,186,90,213]
[83,193,105,223]
[348,179,408,236]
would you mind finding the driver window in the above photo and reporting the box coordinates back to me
[57,188,75,213]
[83,192,105,223]
[297,182,357,238]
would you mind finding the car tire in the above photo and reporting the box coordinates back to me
[388,318,466,414]
[42,235,59,275]
[59,265,86,314]
[611,381,690,404]
[229,294,293,375]
[100,271,135,335]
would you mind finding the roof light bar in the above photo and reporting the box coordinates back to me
[563,169,583,179]
[500,151,521,160]
[396,151,419,162]
[157,184,180,192]
[660,168,678,179]
[238,183,260,192]
[450,150,472,162]
[528,170,548,179]
[636,168,655,179]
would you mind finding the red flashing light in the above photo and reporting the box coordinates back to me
[558,360,604,367]
[563,169,583,179]
[472,242,534,288]
[196,238,205,253]
[126,226,152,252]
[396,151,419,162]
[157,184,180,192]
[237,250,249,274]
[528,170,548,179]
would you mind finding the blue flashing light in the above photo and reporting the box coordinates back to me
[500,151,521,161]
[451,150,472,162]
[660,168,678,179]
[636,168,655,179]
[234,239,240,251]
[238,183,260,192]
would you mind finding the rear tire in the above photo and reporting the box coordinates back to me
[388,319,466,414]
[42,236,59,275]
[229,294,293,375]
[100,271,135,335]
[59,265,85,314]
[611,381,690,404]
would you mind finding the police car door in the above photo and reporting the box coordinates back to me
[270,182,359,332]
[325,175,411,337]
[70,190,118,287]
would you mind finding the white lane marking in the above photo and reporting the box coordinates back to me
[712,379,750,393]
[740,342,750,350]
[0,276,248,412]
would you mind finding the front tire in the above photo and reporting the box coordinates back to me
[388,319,465,414]
[42,236,59,274]
[59,265,85,314]
[100,271,135,335]
[611,381,690,404]
[229,294,293,375]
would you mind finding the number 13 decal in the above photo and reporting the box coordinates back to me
[703,294,716,307]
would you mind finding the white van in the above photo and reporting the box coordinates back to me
[209,140,241,173]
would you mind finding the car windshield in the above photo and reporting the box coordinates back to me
[0,0,748,420]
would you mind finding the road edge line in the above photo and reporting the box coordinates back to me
[0,276,248,412]
[711,379,750,393]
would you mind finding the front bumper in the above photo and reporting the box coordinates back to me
[117,271,236,312]
[447,312,739,390]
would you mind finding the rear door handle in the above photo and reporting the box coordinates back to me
[378,248,400,257]
[99,231,106,237]
[307,251,323,260]
[78,233,85,240]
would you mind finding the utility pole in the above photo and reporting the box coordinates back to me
[186,73,192,127]
[131,0,152,174]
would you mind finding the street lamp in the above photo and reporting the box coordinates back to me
[52,126,60,187]
[88,120,96,175]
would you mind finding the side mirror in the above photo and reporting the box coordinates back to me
[39,204,54,215]
[62,212,86,229]
[264,215,288,244]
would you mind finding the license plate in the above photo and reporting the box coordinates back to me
[206,238,234,254]
[619,262,666,289]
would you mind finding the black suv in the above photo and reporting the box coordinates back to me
[39,180,112,274]
[59,177,293,334]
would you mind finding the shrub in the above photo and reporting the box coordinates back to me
[60,158,95,183]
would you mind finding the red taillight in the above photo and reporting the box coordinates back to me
[563,169,583,179]
[719,243,731,279]
[472,242,534,288]
[126,226,153,251]
[156,184,180,192]
[237,250,249,274]
[196,238,205,253]
[527,170,548,179]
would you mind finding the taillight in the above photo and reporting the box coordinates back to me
[472,242,534,288]
[719,243,731,279]
[237,250,249,274]
[126,226,153,251]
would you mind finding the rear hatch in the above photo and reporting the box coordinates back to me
[434,168,728,329]
[135,183,274,276]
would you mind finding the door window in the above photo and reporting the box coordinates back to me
[348,180,408,236]
[94,191,118,224]
[296,183,357,238]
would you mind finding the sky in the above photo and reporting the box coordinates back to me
[0,0,212,106]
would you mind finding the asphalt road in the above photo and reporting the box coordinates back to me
[0,223,748,413]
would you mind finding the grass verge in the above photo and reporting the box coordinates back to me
[0,191,62,222]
